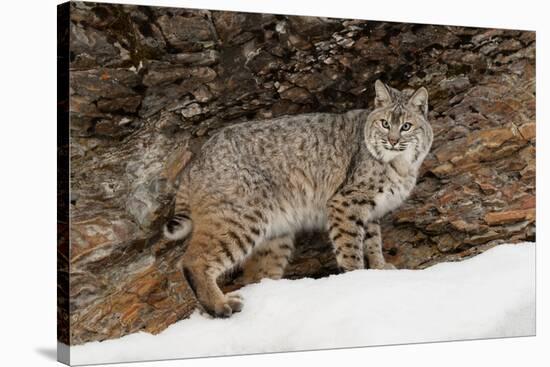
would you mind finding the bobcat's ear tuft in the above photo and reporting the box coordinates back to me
[374,80,393,109]
[408,86,429,117]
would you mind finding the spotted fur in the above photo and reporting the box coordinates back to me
[163,80,433,317]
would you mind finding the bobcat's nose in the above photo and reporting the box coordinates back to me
[388,136,400,146]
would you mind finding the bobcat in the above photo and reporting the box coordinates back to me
[163,80,433,317]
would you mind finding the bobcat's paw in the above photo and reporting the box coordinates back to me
[369,262,396,270]
[226,292,244,313]
[213,292,244,318]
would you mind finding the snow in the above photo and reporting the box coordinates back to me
[71,242,535,366]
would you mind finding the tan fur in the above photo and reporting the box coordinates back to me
[164,80,433,317]
[240,235,295,284]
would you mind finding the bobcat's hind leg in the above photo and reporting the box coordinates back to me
[240,235,295,285]
[181,213,265,317]
[181,259,242,318]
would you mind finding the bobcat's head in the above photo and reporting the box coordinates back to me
[365,80,433,166]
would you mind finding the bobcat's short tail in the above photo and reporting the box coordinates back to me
[163,212,193,240]
[164,178,192,241]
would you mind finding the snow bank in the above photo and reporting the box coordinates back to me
[71,242,535,365]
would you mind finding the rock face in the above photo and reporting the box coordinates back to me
[59,2,536,345]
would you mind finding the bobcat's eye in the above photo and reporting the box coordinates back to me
[401,122,412,131]
[381,119,390,129]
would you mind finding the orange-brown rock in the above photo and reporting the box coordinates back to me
[484,209,536,225]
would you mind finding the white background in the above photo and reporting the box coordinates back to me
[0,0,547,366]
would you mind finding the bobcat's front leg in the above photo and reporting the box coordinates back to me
[364,221,396,270]
[327,194,367,272]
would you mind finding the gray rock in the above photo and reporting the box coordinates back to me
[157,14,215,50]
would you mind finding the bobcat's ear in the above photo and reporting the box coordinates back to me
[408,86,429,117]
[374,80,392,109]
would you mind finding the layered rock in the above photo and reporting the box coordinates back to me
[62,1,535,345]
